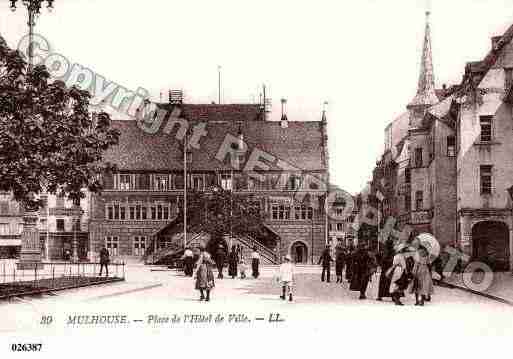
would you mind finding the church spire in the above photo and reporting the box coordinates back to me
[408,11,439,109]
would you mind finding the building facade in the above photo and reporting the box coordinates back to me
[0,192,23,258]
[366,12,513,271]
[89,102,330,264]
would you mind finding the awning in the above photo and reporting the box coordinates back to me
[0,239,21,246]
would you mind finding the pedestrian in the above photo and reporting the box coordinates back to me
[215,244,226,279]
[228,245,238,279]
[410,246,434,306]
[345,245,355,282]
[194,249,215,301]
[251,247,260,278]
[387,243,410,306]
[335,247,346,283]
[278,254,295,302]
[376,239,394,301]
[349,243,377,299]
[239,258,247,279]
[182,247,194,277]
[318,245,333,282]
[99,245,110,277]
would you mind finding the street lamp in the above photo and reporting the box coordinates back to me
[9,0,55,69]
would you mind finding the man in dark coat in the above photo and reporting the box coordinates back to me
[99,246,110,277]
[215,245,226,279]
[350,244,376,299]
[345,245,355,282]
[318,245,333,282]
[376,239,394,301]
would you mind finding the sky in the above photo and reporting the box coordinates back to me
[1,0,513,194]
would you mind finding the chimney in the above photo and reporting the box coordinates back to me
[280,98,288,128]
[492,36,502,51]
[169,89,183,105]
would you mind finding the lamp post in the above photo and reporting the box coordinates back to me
[9,1,55,70]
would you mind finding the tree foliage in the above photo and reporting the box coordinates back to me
[0,35,119,208]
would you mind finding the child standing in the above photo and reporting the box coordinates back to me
[239,258,247,279]
[278,255,295,302]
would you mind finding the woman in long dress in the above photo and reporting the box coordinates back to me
[228,245,238,279]
[194,250,215,301]
[377,239,394,301]
[410,246,434,306]
[388,244,408,305]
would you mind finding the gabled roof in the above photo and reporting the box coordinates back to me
[102,115,327,172]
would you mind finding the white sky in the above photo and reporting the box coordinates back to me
[1,0,513,194]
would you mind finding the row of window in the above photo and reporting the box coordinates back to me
[108,173,321,192]
[105,203,174,221]
[270,205,315,221]
[104,236,147,256]
[328,223,347,231]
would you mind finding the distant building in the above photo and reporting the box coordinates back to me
[90,102,330,264]
[0,192,23,258]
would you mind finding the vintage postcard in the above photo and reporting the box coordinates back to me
[1,0,513,358]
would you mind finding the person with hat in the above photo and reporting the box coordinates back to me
[251,246,261,279]
[349,243,377,299]
[410,245,434,306]
[182,247,194,277]
[387,242,409,305]
[376,238,395,301]
[228,245,238,279]
[318,245,334,282]
[278,254,295,301]
[215,244,226,279]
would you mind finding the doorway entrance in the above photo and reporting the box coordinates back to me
[291,241,308,264]
[472,221,510,271]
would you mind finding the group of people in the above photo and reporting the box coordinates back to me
[318,239,435,306]
[184,244,262,302]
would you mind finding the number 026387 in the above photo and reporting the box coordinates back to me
[11,344,43,352]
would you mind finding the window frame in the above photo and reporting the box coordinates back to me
[480,165,493,195]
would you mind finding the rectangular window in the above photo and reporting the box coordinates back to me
[163,206,169,220]
[447,136,456,157]
[56,219,65,232]
[141,206,147,220]
[415,148,423,168]
[129,206,135,220]
[192,175,204,191]
[113,204,120,220]
[0,223,8,235]
[505,67,513,89]
[336,223,344,231]
[151,206,157,220]
[105,236,119,256]
[480,116,492,142]
[287,175,301,190]
[480,165,493,194]
[119,174,131,190]
[157,205,163,220]
[415,191,423,211]
[154,175,169,191]
[107,205,114,220]
[133,236,147,256]
[56,196,65,208]
[405,194,411,212]
[272,205,279,220]
[120,206,126,220]
[136,205,141,220]
[220,173,232,191]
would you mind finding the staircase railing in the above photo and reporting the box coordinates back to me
[145,231,207,265]
[237,234,279,264]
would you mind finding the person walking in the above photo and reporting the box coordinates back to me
[194,249,215,302]
[410,246,434,306]
[228,245,238,279]
[387,243,409,306]
[182,247,194,277]
[376,239,394,301]
[278,254,295,302]
[335,246,346,283]
[99,245,110,277]
[345,244,355,282]
[318,245,333,282]
[251,247,260,279]
[349,243,377,299]
[215,244,226,279]
[239,258,247,279]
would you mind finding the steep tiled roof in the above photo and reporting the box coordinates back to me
[103,116,326,172]
[158,103,263,122]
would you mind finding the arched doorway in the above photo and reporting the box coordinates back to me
[290,241,308,264]
[472,221,510,271]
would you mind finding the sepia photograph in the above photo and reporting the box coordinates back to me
[0,0,512,357]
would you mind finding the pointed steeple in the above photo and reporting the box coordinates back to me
[408,11,439,109]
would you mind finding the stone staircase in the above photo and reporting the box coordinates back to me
[230,235,279,265]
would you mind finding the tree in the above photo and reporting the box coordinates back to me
[165,187,270,253]
[0,35,119,208]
